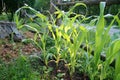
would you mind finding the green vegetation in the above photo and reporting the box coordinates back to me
[0,1,120,80]
[0,56,40,80]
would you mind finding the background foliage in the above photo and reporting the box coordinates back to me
[0,0,50,13]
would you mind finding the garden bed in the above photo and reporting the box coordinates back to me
[0,2,120,80]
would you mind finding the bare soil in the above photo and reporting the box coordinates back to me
[0,31,40,62]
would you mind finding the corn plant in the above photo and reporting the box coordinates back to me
[13,2,120,79]
[85,2,120,80]
[14,5,50,65]
[48,3,88,77]
[103,12,120,79]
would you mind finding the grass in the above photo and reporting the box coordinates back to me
[0,55,40,80]
[0,2,120,80]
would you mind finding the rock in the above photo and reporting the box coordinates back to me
[109,27,120,35]
[0,21,23,41]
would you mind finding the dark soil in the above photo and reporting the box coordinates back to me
[0,31,40,62]
[47,59,90,80]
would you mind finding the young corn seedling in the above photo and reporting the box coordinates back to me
[50,3,87,77]
[105,39,120,80]
[85,2,108,80]
[14,5,50,65]
[102,12,120,79]
[87,2,120,80]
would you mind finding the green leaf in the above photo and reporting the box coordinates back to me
[106,39,120,65]
[68,3,87,16]
[115,52,120,80]
[94,2,106,65]
[116,73,120,80]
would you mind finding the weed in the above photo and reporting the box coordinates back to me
[0,55,39,80]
